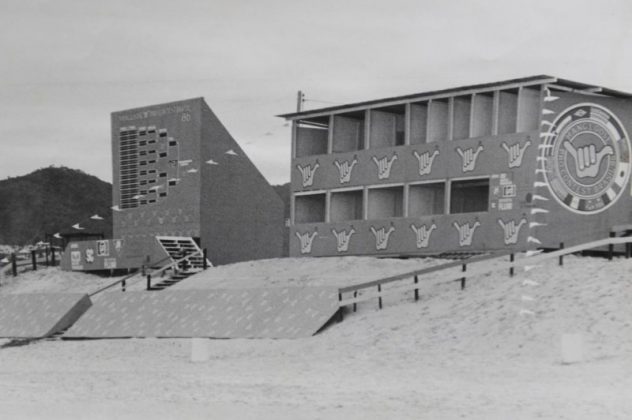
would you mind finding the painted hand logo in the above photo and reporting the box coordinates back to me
[501,140,531,168]
[297,161,320,187]
[410,223,437,248]
[332,228,355,252]
[497,218,527,245]
[563,141,613,178]
[413,149,439,176]
[333,156,358,184]
[295,230,318,254]
[370,224,395,250]
[372,154,398,180]
[453,221,481,247]
[456,144,483,172]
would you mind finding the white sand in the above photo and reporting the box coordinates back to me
[0,254,631,419]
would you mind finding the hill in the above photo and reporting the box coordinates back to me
[0,166,112,245]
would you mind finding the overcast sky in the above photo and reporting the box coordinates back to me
[2,0,632,185]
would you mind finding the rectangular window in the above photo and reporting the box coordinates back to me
[370,106,405,148]
[159,152,167,158]
[368,186,404,219]
[471,93,494,138]
[295,118,329,158]
[294,193,326,224]
[452,95,472,140]
[409,182,445,216]
[159,192,167,197]
[517,86,541,132]
[169,140,177,146]
[332,111,365,153]
[427,99,449,142]
[498,89,518,135]
[330,189,363,222]
[410,102,428,144]
[450,178,489,214]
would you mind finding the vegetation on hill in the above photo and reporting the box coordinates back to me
[0,166,112,245]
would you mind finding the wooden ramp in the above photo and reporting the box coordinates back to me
[65,287,339,339]
[0,293,92,338]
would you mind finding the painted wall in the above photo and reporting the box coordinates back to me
[199,102,285,265]
[291,128,538,256]
[531,91,632,248]
[111,98,203,262]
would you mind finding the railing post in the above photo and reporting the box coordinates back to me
[337,292,343,322]
[460,264,467,290]
[146,274,151,291]
[31,250,37,271]
[608,232,615,261]
[414,275,419,301]
[11,253,17,277]
[509,254,514,277]
[203,248,208,269]
[559,242,564,266]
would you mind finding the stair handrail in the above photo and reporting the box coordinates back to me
[147,249,203,277]
[88,254,173,297]
[339,235,632,307]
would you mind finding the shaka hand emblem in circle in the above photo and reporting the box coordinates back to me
[563,141,613,178]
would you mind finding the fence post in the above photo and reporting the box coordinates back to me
[146,274,151,291]
[460,264,467,290]
[203,248,208,269]
[608,232,615,261]
[338,292,343,322]
[353,291,357,312]
[122,279,126,292]
[31,250,37,271]
[45,247,50,266]
[509,254,514,277]
[559,242,564,266]
[51,248,56,266]
[11,253,17,277]
[414,275,419,301]
[377,284,383,309]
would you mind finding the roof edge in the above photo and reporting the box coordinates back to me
[278,75,632,120]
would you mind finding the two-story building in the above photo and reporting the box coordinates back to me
[280,75,632,257]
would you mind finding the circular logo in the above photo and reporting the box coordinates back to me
[542,103,630,214]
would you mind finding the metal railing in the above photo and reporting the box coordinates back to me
[337,235,632,316]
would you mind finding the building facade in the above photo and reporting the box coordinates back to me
[63,97,286,271]
[280,76,632,257]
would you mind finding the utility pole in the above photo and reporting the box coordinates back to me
[296,90,305,112]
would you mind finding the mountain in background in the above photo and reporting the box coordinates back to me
[0,167,112,245]
[0,167,292,247]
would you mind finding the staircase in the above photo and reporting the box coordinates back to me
[152,236,212,290]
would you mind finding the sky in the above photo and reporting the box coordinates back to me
[2,0,632,185]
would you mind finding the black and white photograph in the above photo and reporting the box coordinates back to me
[1,1,631,418]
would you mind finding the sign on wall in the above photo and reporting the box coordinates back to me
[541,103,631,214]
